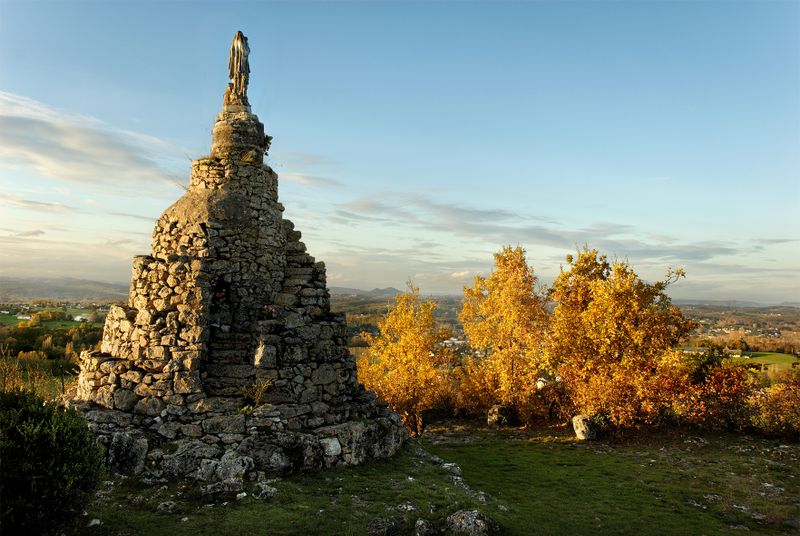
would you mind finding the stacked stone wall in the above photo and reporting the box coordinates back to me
[72,105,406,484]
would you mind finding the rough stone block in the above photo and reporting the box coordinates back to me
[134,396,166,416]
[320,437,341,457]
[312,364,337,385]
[113,389,139,411]
[203,414,245,435]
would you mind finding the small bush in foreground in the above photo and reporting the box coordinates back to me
[0,389,103,535]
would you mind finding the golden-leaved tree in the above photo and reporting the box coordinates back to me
[458,246,549,415]
[357,283,451,437]
[548,247,695,427]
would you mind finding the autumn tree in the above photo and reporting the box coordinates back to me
[357,283,451,436]
[458,246,549,415]
[548,247,695,427]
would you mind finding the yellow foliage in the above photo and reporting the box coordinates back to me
[242,379,273,407]
[548,248,695,427]
[458,246,549,415]
[357,283,451,436]
[0,358,24,392]
[750,369,800,437]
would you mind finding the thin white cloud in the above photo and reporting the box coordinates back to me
[1,197,79,213]
[273,150,340,170]
[14,229,45,237]
[104,238,135,246]
[0,91,186,195]
[281,172,343,187]
[270,148,344,188]
[334,193,743,263]
[0,235,140,283]
[107,211,156,222]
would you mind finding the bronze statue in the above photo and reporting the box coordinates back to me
[226,31,250,106]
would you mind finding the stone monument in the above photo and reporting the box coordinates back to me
[72,32,406,484]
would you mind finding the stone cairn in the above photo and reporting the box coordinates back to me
[71,32,406,485]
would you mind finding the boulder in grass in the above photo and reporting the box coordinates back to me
[445,510,497,535]
[572,414,597,440]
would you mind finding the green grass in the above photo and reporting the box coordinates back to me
[66,425,799,535]
[733,353,798,373]
[741,352,798,365]
[424,425,800,535]
[0,314,20,326]
[69,445,489,536]
[0,314,102,329]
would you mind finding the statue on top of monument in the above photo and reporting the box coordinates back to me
[225,30,250,106]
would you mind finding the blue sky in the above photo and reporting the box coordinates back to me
[0,0,798,303]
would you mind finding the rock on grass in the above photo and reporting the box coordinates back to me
[446,510,497,535]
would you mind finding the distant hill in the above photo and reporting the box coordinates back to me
[0,278,402,303]
[674,299,768,308]
[330,286,402,297]
[0,277,128,303]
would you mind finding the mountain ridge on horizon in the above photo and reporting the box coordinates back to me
[1,277,797,308]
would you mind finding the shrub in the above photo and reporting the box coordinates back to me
[242,378,274,406]
[0,389,103,535]
[548,249,695,428]
[678,363,756,431]
[0,358,23,392]
[458,246,549,418]
[358,283,451,436]
[750,369,800,439]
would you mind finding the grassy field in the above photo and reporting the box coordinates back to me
[734,353,798,376]
[425,424,799,535]
[0,313,102,329]
[740,352,798,365]
[70,443,488,536]
[69,424,799,536]
[0,314,20,326]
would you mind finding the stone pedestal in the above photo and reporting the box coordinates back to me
[71,82,406,483]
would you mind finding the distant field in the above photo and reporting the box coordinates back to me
[742,352,798,363]
[0,310,103,329]
[734,352,798,370]
[42,320,100,329]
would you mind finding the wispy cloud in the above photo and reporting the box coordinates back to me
[104,238,135,246]
[281,172,343,187]
[1,197,80,213]
[321,243,492,293]
[0,235,141,282]
[107,211,156,221]
[271,148,345,188]
[333,193,744,264]
[756,238,800,245]
[273,150,340,170]
[14,229,45,237]
[0,91,185,194]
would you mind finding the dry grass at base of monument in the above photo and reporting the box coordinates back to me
[241,378,274,407]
